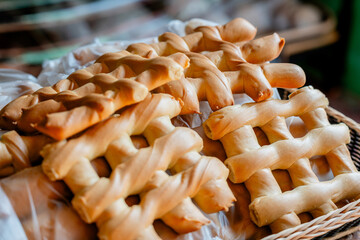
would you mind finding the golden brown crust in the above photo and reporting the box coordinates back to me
[0,131,52,173]
[0,53,188,140]
[41,94,182,180]
[142,116,235,214]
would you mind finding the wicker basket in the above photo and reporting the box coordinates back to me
[262,89,360,240]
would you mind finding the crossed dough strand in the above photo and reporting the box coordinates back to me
[260,116,337,218]
[220,126,301,233]
[41,93,234,239]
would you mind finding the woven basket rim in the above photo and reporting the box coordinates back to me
[263,198,360,240]
[326,106,360,133]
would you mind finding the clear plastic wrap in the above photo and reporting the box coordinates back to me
[0,187,27,240]
[0,166,99,240]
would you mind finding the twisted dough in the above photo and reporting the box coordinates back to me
[249,172,360,227]
[97,157,226,240]
[142,116,234,213]
[127,18,285,70]
[40,94,181,239]
[72,129,211,232]
[110,135,212,235]
[126,18,305,113]
[0,52,189,140]
[155,53,305,114]
[41,94,181,180]
[127,18,257,59]
[0,131,52,174]
[72,111,232,236]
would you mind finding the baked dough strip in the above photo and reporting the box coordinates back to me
[249,172,360,227]
[105,133,211,234]
[0,52,188,140]
[203,86,328,140]
[226,123,350,183]
[155,54,305,114]
[0,18,306,140]
[96,157,226,240]
[0,131,52,174]
[142,116,235,213]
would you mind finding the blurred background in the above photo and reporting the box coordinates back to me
[0,0,359,121]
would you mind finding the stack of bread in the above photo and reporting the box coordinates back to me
[0,18,358,240]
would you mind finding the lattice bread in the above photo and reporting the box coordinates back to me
[0,18,305,141]
[0,18,337,240]
[203,86,359,234]
[39,93,235,240]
